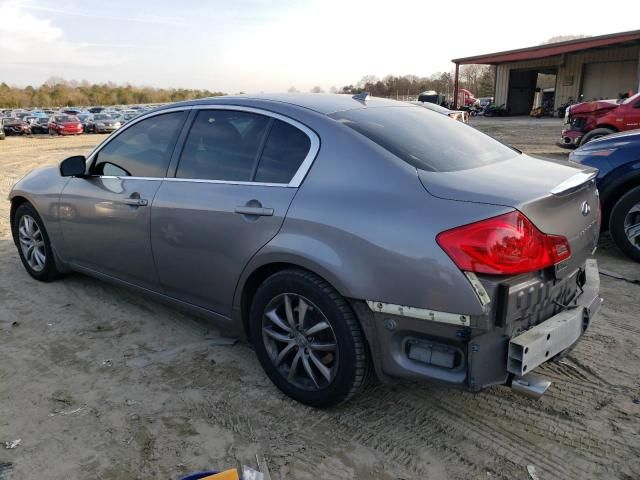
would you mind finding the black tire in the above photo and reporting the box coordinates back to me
[12,202,60,281]
[250,269,370,408]
[609,186,640,262]
[580,127,614,146]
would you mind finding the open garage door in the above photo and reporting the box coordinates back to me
[507,70,538,115]
[582,61,638,100]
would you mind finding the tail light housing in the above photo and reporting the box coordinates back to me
[436,211,571,275]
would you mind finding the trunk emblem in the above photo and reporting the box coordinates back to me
[581,201,591,216]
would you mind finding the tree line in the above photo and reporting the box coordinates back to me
[337,65,495,99]
[2,65,495,109]
[0,78,224,108]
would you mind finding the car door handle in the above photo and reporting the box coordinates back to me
[122,198,148,207]
[234,206,274,216]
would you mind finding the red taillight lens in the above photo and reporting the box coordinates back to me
[436,211,571,275]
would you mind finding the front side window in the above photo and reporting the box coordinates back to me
[176,110,270,181]
[254,119,311,184]
[93,111,185,177]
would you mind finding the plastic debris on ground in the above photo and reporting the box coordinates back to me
[3,440,20,450]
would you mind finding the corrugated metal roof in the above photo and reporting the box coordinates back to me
[452,29,640,65]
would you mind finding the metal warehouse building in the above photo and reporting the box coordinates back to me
[451,30,640,115]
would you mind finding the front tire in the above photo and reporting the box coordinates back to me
[250,269,370,408]
[580,127,614,146]
[12,203,60,281]
[609,186,640,262]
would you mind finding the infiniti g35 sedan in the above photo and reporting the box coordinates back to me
[9,94,602,407]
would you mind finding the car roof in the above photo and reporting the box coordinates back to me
[165,93,409,115]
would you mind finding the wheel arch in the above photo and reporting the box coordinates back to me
[235,257,353,342]
[600,170,640,230]
[595,124,619,132]
[10,195,30,233]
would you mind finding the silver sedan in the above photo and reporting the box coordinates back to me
[10,94,602,407]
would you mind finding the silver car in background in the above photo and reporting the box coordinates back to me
[9,94,602,407]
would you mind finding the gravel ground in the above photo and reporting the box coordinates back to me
[0,126,639,480]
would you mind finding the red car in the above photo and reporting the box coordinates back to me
[48,115,83,136]
[561,92,640,147]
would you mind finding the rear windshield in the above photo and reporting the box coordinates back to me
[330,106,517,172]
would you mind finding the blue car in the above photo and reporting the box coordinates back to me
[569,130,640,262]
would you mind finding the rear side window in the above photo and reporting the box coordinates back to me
[330,106,517,172]
[177,110,270,181]
[254,119,311,183]
[94,111,185,177]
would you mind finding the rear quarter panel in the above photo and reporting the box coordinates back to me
[235,114,513,317]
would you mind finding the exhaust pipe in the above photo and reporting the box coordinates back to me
[511,373,551,399]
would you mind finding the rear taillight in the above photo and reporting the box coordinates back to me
[436,211,571,275]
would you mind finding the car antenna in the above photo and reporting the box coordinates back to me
[352,92,370,103]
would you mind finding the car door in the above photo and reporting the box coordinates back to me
[151,106,319,316]
[58,109,188,291]
[624,97,640,130]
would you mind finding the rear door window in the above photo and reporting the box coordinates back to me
[254,119,311,184]
[176,110,270,181]
[330,106,518,172]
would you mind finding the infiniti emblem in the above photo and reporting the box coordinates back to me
[581,201,591,216]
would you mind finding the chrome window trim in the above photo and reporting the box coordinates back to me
[85,106,194,166]
[86,176,283,188]
[164,177,287,187]
[86,103,320,188]
[188,104,320,188]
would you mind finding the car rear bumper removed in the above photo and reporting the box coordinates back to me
[357,260,601,393]
[507,259,601,376]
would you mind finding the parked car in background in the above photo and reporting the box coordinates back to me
[62,108,82,116]
[120,110,140,124]
[561,92,640,147]
[86,113,121,133]
[478,97,494,108]
[412,101,469,123]
[9,94,602,407]
[89,107,105,114]
[77,113,91,132]
[48,115,83,136]
[417,90,446,105]
[570,130,640,261]
[0,126,5,140]
[29,117,50,134]
[2,117,31,136]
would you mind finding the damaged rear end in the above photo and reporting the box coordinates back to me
[419,155,603,395]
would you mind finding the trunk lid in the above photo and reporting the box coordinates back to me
[419,154,600,277]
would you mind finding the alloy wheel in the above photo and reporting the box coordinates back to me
[624,203,640,251]
[262,293,339,391]
[18,215,46,272]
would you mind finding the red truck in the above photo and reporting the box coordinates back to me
[561,92,640,147]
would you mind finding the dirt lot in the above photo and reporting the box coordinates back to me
[0,124,639,480]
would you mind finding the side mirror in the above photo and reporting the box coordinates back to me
[60,155,87,177]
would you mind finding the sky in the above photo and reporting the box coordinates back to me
[1,0,639,93]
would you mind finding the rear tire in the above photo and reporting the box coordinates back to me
[609,186,640,262]
[580,127,614,146]
[250,269,370,408]
[12,203,60,281]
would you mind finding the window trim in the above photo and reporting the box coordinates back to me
[85,104,320,187]
[85,106,193,177]
[173,105,320,188]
